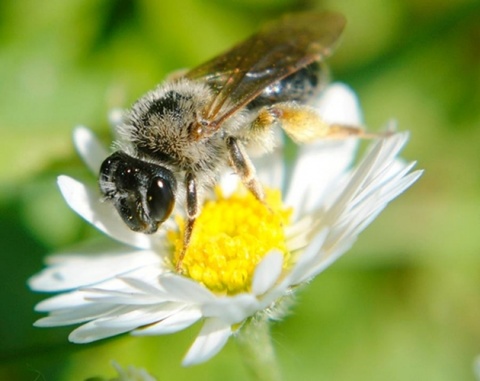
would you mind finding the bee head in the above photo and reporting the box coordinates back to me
[99,151,176,234]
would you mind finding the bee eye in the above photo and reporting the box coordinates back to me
[99,151,177,234]
[147,177,174,223]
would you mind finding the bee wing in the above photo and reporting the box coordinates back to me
[185,11,346,132]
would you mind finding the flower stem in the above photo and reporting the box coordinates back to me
[236,316,282,381]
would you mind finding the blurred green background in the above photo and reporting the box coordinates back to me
[1,0,479,380]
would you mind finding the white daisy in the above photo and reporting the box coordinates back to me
[28,83,422,367]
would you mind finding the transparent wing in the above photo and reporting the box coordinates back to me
[185,11,346,131]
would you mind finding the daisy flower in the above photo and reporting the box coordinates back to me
[29,83,422,370]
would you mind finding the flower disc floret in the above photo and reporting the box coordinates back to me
[168,187,292,295]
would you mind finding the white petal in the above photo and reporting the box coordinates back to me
[92,304,183,329]
[158,274,215,304]
[84,290,163,306]
[133,306,202,335]
[285,214,318,252]
[57,175,154,249]
[285,84,362,217]
[295,236,356,284]
[251,251,284,296]
[81,268,170,302]
[321,134,407,225]
[339,168,423,241]
[218,172,240,198]
[117,275,169,298]
[288,133,422,283]
[282,228,329,287]
[377,168,423,207]
[313,83,363,125]
[348,159,416,211]
[254,154,284,191]
[28,249,160,292]
[34,290,92,311]
[73,126,109,174]
[252,128,285,190]
[69,318,137,343]
[285,139,357,218]
[34,304,121,327]
[66,304,164,342]
[182,318,231,366]
[201,293,259,324]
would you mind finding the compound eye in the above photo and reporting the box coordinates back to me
[147,177,175,223]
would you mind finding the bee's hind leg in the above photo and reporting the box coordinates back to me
[252,102,375,143]
[225,136,265,202]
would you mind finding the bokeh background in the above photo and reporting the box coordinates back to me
[1,0,479,380]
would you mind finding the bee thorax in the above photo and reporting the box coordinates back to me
[120,80,226,173]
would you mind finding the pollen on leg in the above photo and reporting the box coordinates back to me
[168,186,292,295]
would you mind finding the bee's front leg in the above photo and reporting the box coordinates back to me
[226,136,264,202]
[176,172,198,272]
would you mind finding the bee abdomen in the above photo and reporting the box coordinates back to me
[247,62,328,109]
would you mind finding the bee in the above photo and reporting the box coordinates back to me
[99,11,361,270]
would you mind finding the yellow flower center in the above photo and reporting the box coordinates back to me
[168,186,292,295]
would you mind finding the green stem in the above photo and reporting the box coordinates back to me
[236,317,282,381]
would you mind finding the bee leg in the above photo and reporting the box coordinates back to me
[253,102,373,143]
[226,136,265,202]
[176,172,198,272]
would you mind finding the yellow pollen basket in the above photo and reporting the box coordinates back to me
[168,186,292,295]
